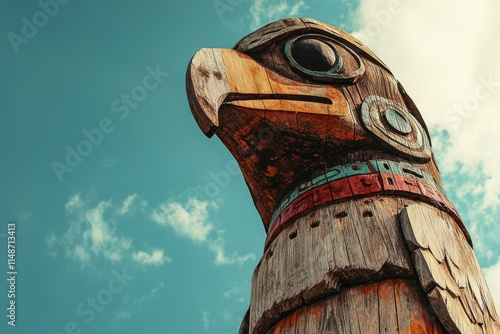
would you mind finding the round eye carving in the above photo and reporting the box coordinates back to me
[360,96,431,162]
[284,34,365,84]
[383,108,412,135]
[290,38,341,72]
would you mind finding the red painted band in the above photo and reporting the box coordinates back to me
[265,172,464,249]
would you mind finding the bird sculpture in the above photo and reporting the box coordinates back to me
[185,18,499,333]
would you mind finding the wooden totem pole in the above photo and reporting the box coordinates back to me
[186,18,499,333]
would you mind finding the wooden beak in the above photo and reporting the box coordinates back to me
[186,48,350,138]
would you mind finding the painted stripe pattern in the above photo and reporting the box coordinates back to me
[265,159,464,249]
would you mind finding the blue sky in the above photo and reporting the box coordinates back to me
[1,0,499,333]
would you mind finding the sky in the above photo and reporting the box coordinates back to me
[0,0,499,333]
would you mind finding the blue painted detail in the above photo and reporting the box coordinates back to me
[343,162,372,177]
[271,159,445,225]
[384,108,412,135]
[325,167,346,182]
[311,175,328,188]
[311,172,327,184]
[289,190,299,202]
[387,160,405,175]
[368,160,380,172]
[275,203,288,218]
[375,159,393,173]
[399,161,424,179]
[299,182,311,191]
[421,173,435,187]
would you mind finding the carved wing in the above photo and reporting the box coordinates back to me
[400,204,500,333]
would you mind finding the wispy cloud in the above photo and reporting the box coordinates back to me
[65,193,84,212]
[52,193,250,268]
[152,198,213,242]
[49,193,169,268]
[119,194,138,215]
[150,282,165,297]
[151,198,255,266]
[249,0,307,30]
[202,311,210,330]
[57,195,132,264]
[132,249,171,266]
[223,286,246,303]
[210,237,256,266]
[134,281,166,305]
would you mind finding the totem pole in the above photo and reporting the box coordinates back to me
[185,18,499,333]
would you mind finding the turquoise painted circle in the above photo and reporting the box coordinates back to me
[384,108,412,135]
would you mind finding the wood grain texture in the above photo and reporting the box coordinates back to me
[233,17,391,75]
[249,197,414,333]
[264,279,445,334]
[187,25,445,229]
[186,48,228,136]
[401,204,500,333]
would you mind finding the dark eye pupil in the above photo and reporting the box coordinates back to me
[291,38,337,72]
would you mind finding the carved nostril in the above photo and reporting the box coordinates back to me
[335,211,348,219]
[310,221,320,228]
[291,38,338,72]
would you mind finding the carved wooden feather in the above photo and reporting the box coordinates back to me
[401,204,499,333]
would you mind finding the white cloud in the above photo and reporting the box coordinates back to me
[151,198,213,243]
[210,237,256,266]
[65,193,84,212]
[484,258,500,309]
[132,249,171,266]
[55,193,250,269]
[202,311,210,330]
[61,197,132,264]
[49,194,151,266]
[84,201,112,252]
[352,0,500,261]
[133,282,165,305]
[151,198,255,266]
[150,282,165,297]
[119,194,137,215]
[223,286,241,299]
[223,286,247,303]
[250,0,307,30]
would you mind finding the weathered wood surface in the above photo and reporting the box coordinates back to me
[233,17,391,75]
[185,17,500,334]
[265,279,446,334]
[187,24,442,229]
[250,196,414,333]
[401,204,500,333]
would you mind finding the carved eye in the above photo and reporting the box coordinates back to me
[284,34,364,84]
[290,38,340,72]
[360,96,432,162]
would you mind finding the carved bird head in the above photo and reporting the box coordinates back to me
[186,18,457,236]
